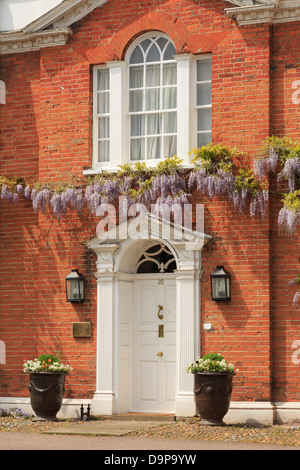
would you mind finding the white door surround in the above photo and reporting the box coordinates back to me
[86,212,211,416]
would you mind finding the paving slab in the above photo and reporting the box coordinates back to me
[44,419,168,436]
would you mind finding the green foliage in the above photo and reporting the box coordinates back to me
[235,167,268,196]
[261,136,300,161]
[118,156,183,177]
[281,190,300,212]
[37,353,60,364]
[190,143,240,174]
[129,177,154,201]
[201,353,224,362]
[155,155,183,174]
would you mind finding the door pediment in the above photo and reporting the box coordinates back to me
[86,212,211,275]
[87,211,211,251]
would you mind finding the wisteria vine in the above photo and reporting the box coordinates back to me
[253,136,300,305]
[4,139,300,304]
[0,147,269,223]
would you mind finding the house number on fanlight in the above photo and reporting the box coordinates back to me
[158,279,164,285]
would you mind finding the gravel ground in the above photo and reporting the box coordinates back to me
[1,416,300,448]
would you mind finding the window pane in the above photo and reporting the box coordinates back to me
[146,64,160,87]
[145,88,160,111]
[131,115,145,137]
[130,45,144,64]
[163,63,177,85]
[197,59,212,81]
[97,69,109,91]
[98,117,110,138]
[140,38,151,52]
[147,113,162,135]
[163,42,176,61]
[163,87,176,109]
[146,43,160,63]
[130,66,144,89]
[129,90,143,112]
[164,135,177,157]
[164,112,177,134]
[156,37,168,52]
[197,83,211,106]
[197,108,211,131]
[98,140,109,162]
[147,136,161,159]
[131,138,145,160]
[197,132,211,147]
[98,91,109,114]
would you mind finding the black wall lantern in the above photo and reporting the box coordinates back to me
[210,266,231,301]
[65,269,85,303]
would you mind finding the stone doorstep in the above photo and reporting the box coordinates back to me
[43,416,173,436]
[98,413,176,422]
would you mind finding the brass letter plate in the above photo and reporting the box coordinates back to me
[72,322,91,338]
[158,324,164,338]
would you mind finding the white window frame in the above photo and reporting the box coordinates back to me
[195,54,212,148]
[93,65,110,165]
[87,33,212,175]
[126,34,178,164]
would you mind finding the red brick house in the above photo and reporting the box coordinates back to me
[0,0,300,424]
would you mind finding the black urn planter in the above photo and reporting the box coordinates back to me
[194,372,234,426]
[29,372,66,421]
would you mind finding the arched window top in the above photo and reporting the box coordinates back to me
[128,34,176,65]
[136,243,176,274]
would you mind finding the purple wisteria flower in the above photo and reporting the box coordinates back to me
[24,185,31,199]
[278,207,300,234]
[293,292,300,305]
[253,149,279,179]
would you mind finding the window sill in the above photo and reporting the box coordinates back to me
[83,163,195,176]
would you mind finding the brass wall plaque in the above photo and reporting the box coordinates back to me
[72,322,91,338]
[158,324,164,338]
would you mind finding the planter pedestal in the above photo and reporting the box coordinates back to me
[29,372,66,421]
[194,372,234,426]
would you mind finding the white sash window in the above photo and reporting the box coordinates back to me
[129,36,177,162]
[90,33,212,172]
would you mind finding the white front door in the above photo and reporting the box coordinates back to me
[132,278,176,413]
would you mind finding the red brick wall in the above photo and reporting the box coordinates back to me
[270,22,300,402]
[1,0,299,404]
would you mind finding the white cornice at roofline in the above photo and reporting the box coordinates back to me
[0,0,108,55]
[0,28,72,55]
[226,0,300,24]
[0,0,300,55]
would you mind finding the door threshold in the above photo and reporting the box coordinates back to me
[98,413,176,422]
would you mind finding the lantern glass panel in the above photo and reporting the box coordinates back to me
[212,277,226,299]
[210,266,231,301]
[66,270,85,303]
[67,279,84,302]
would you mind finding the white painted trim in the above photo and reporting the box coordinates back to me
[225,401,275,425]
[3,396,299,424]
[107,61,128,167]
[83,163,195,175]
[91,33,205,170]
[0,28,71,55]
[226,2,300,24]
[174,54,194,162]
[86,212,211,417]
[0,396,91,420]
